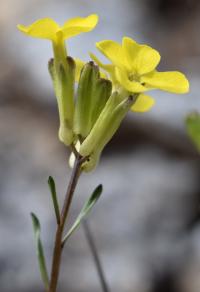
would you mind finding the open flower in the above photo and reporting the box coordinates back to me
[92,36,189,112]
[17,14,98,46]
[18,15,98,146]
[18,14,98,71]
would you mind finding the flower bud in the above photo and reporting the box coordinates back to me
[48,56,75,145]
[74,62,99,139]
[74,61,112,140]
[79,93,137,170]
[91,78,112,126]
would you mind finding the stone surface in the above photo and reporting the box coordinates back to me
[1,0,200,291]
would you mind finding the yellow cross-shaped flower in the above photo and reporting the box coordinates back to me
[92,36,189,113]
[18,14,98,67]
[17,15,98,146]
[17,14,98,43]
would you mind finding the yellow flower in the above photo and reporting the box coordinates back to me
[17,14,98,42]
[89,53,115,80]
[18,14,98,69]
[93,36,189,112]
[17,15,98,146]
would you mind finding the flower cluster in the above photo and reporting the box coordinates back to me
[18,14,189,171]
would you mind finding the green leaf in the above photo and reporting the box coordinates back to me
[62,184,103,246]
[48,176,60,225]
[186,112,200,151]
[31,213,49,290]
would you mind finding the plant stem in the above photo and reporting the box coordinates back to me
[83,220,110,292]
[48,155,83,292]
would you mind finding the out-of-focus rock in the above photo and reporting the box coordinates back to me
[1,0,200,291]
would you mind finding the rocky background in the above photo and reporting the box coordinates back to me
[1,0,200,291]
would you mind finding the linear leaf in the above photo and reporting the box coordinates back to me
[62,184,103,246]
[48,176,60,224]
[31,213,49,290]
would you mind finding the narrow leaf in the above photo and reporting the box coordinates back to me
[62,184,103,246]
[48,176,60,224]
[186,112,200,152]
[31,213,49,290]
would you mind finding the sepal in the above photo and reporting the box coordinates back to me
[48,57,75,145]
[74,61,99,138]
[74,62,112,139]
[80,93,137,171]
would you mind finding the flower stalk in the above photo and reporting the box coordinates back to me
[49,154,85,292]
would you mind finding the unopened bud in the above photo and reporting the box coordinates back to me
[74,61,100,139]
[48,57,75,145]
[91,78,112,126]
[79,93,137,170]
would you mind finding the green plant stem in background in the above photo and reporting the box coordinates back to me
[83,220,110,292]
[49,155,85,292]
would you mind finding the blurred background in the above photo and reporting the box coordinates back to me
[1,0,200,291]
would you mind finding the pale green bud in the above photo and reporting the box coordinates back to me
[48,57,75,145]
[74,62,112,139]
[74,61,99,139]
[79,93,137,168]
[91,78,112,126]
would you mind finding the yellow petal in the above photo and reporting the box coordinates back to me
[62,14,98,39]
[17,18,59,40]
[75,59,85,82]
[89,52,113,79]
[131,94,155,112]
[122,37,161,75]
[141,71,189,94]
[89,53,112,71]
[115,67,147,93]
[99,71,108,79]
[96,40,126,70]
